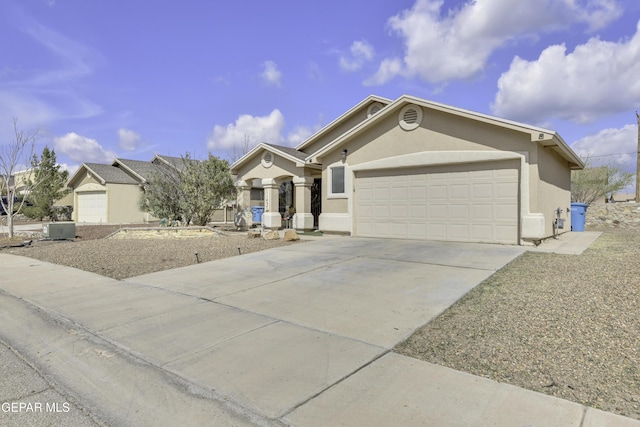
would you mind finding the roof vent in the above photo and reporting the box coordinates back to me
[399,104,423,131]
[367,102,384,117]
[261,152,273,168]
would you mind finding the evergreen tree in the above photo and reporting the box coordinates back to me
[23,147,70,221]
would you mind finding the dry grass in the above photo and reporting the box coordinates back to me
[395,228,640,420]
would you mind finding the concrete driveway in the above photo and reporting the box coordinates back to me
[2,236,633,426]
[127,237,524,349]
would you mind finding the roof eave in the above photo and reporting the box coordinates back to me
[295,94,393,151]
[231,143,313,173]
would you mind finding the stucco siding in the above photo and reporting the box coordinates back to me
[340,110,532,167]
[236,151,301,183]
[106,183,147,224]
[535,145,572,235]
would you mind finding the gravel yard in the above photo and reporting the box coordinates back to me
[396,228,640,420]
[2,224,638,420]
[2,224,298,280]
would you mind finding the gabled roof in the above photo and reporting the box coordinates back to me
[295,94,392,152]
[307,94,584,169]
[68,154,188,188]
[152,154,195,171]
[264,144,307,161]
[230,142,314,173]
[114,158,160,183]
[75,163,139,185]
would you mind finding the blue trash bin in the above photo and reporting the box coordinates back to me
[570,202,589,232]
[251,206,264,223]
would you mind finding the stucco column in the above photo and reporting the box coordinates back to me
[235,180,252,229]
[261,178,281,229]
[293,176,314,231]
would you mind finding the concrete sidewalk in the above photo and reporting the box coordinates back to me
[1,237,638,426]
[525,231,602,255]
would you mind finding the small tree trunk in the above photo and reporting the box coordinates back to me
[7,213,14,239]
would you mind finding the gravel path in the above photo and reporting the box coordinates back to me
[396,228,640,420]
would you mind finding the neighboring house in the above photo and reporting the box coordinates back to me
[67,155,184,224]
[231,94,584,245]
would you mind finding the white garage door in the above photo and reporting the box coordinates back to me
[355,162,519,244]
[77,192,107,223]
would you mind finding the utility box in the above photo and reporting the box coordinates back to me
[42,222,76,240]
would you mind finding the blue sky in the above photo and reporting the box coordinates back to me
[2,0,640,186]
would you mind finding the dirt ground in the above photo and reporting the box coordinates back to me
[396,228,640,420]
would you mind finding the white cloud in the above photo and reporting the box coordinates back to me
[287,125,317,146]
[367,0,622,85]
[53,132,117,163]
[207,110,286,151]
[118,128,142,151]
[58,163,80,177]
[492,23,640,124]
[570,124,638,170]
[340,40,375,72]
[261,61,282,86]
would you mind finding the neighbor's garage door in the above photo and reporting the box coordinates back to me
[355,162,519,244]
[77,191,107,223]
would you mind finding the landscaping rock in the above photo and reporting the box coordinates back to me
[284,229,300,241]
[262,230,280,240]
[586,202,640,229]
[247,230,261,238]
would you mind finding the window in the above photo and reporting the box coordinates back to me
[331,166,345,194]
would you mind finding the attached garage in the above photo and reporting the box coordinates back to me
[233,94,584,244]
[354,161,520,244]
[77,191,107,223]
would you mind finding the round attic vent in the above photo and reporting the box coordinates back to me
[261,152,274,168]
[399,104,423,131]
[367,102,384,117]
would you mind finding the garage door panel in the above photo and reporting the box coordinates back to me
[355,162,519,244]
[472,183,494,199]
[409,223,428,238]
[496,182,518,199]
[428,224,447,240]
[495,203,518,220]
[409,186,426,200]
[77,192,107,223]
[428,204,447,219]
[391,186,408,201]
[472,225,493,241]
[450,204,469,220]
[430,185,447,199]
[472,204,493,220]
[408,205,426,217]
[450,184,469,199]
[450,224,470,240]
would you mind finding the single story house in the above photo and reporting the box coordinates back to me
[231,94,584,245]
[67,155,183,224]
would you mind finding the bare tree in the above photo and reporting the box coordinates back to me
[0,119,39,238]
[571,155,634,205]
[226,134,252,164]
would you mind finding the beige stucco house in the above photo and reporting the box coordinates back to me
[231,94,584,245]
[67,155,183,224]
